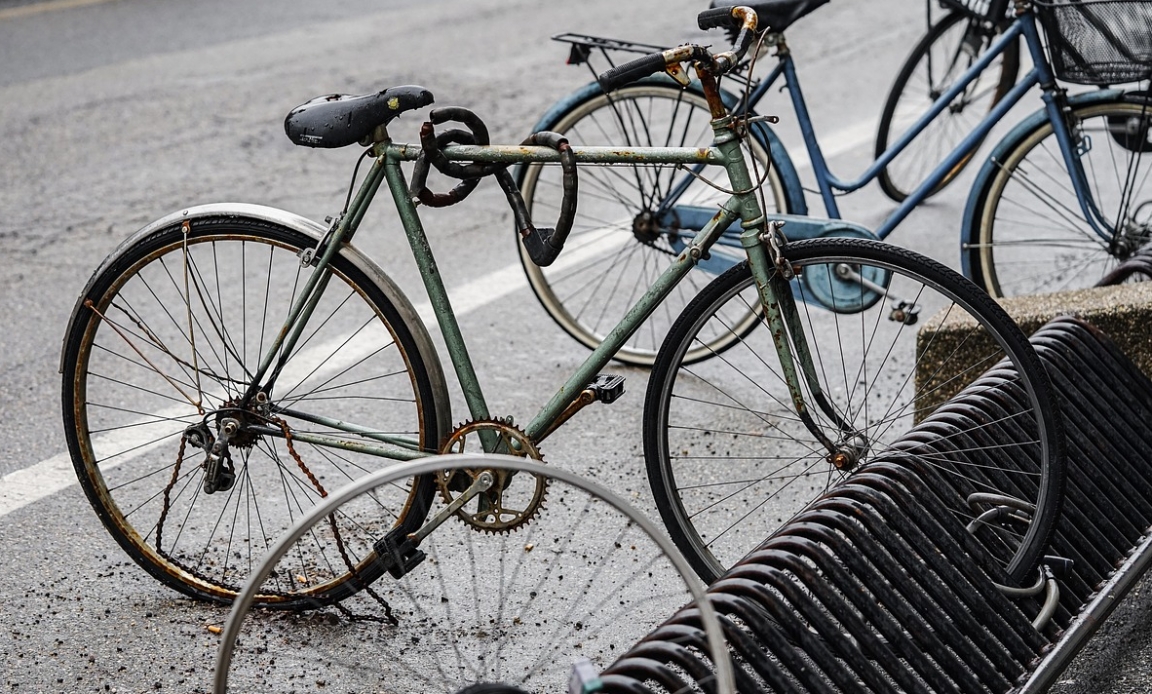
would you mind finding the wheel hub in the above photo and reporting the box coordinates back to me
[1112,200,1152,259]
[214,390,271,449]
[632,210,662,245]
[828,434,870,471]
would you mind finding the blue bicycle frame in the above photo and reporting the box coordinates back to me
[661,6,1115,247]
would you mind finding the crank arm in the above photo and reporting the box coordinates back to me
[535,374,626,443]
[409,469,495,544]
[834,262,915,307]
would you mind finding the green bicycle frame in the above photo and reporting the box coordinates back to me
[245,104,829,460]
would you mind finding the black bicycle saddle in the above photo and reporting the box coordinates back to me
[284,85,434,148]
[708,0,831,34]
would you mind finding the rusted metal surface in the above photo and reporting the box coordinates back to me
[697,69,729,121]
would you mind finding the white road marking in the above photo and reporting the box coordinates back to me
[785,117,878,172]
[1,452,81,515]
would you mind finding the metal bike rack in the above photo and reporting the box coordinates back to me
[1096,246,1152,286]
[598,316,1152,693]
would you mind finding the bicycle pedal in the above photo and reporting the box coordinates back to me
[1043,555,1075,580]
[587,374,626,404]
[373,527,426,580]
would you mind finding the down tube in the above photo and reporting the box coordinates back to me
[524,203,741,441]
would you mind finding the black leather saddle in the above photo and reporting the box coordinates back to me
[284,85,434,148]
[708,0,831,34]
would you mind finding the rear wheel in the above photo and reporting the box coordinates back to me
[518,82,788,365]
[645,237,1064,585]
[61,215,447,608]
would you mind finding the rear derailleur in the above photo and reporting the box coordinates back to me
[182,420,237,494]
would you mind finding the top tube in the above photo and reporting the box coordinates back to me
[384,142,727,166]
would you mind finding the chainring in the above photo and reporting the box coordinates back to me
[437,419,548,534]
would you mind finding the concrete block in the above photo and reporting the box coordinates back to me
[917,282,1152,415]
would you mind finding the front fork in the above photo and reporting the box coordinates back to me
[1045,88,1146,255]
[699,62,866,470]
[741,222,865,470]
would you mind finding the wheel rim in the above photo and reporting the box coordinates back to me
[518,83,783,366]
[65,222,437,605]
[976,100,1152,297]
[215,456,736,694]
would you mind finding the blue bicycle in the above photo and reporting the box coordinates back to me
[877,0,1020,202]
[517,0,1152,365]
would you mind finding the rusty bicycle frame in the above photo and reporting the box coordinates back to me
[241,71,837,472]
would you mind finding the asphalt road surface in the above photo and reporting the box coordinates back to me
[2,0,1152,692]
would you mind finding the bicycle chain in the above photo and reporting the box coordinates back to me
[155,435,186,554]
[156,435,249,597]
[150,417,400,622]
[275,416,399,625]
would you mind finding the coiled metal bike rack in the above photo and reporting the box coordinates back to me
[599,316,1152,693]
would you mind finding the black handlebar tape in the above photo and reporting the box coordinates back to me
[697,6,739,30]
[597,51,668,92]
[731,23,756,58]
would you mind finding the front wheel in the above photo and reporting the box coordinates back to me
[644,238,1065,585]
[61,214,448,608]
[965,97,1152,297]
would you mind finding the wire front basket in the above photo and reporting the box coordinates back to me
[1034,0,1152,85]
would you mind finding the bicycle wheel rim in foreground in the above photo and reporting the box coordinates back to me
[518,82,783,366]
[60,215,444,607]
[213,455,736,694]
[971,98,1152,297]
[645,237,1064,585]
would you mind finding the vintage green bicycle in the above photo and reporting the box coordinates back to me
[60,6,1065,606]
